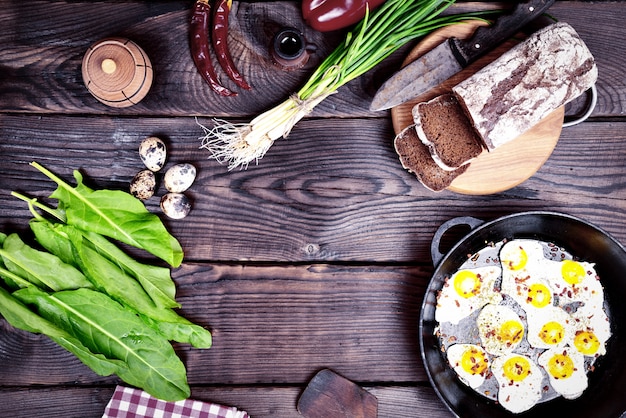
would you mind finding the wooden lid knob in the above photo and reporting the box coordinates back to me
[82,37,153,108]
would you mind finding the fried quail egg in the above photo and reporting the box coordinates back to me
[538,346,587,399]
[500,240,550,297]
[446,344,491,389]
[491,353,544,413]
[570,307,611,356]
[526,305,574,349]
[435,266,502,325]
[477,304,525,355]
[545,259,604,312]
[506,275,555,313]
[500,239,546,275]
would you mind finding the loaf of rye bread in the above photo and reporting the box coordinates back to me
[453,22,597,150]
[394,124,468,192]
[412,93,484,170]
[395,22,596,192]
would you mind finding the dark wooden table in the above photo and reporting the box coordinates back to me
[1,1,625,417]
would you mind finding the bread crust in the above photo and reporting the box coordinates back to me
[453,22,597,150]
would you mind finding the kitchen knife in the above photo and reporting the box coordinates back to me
[369,0,555,111]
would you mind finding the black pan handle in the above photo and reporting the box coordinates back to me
[431,216,485,266]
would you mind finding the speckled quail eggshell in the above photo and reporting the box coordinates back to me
[139,136,167,172]
[160,193,191,219]
[164,163,196,193]
[129,169,156,200]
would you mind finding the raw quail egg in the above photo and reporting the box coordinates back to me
[139,136,167,172]
[129,169,156,200]
[476,304,524,355]
[160,193,191,219]
[164,163,196,193]
[434,265,503,325]
[538,346,587,399]
[491,353,544,413]
[445,343,491,389]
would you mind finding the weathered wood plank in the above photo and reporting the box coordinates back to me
[1,115,625,262]
[0,1,623,118]
[0,384,453,418]
[0,264,431,386]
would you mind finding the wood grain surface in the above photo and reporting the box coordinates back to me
[1,1,625,417]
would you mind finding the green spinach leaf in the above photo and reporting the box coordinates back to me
[64,225,211,348]
[0,233,93,291]
[13,286,191,401]
[31,221,179,310]
[31,162,183,267]
[0,286,122,377]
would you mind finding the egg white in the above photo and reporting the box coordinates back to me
[477,304,525,356]
[500,239,546,272]
[507,275,555,313]
[544,259,604,312]
[446,343,491,389]
[570,307,611,356]
[435,265,502,325]
[526,305,575,349]
[538,346,587,400]
[491,353,544,414]
[500,240,553,301]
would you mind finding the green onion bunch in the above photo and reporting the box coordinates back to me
[200,0,490,170]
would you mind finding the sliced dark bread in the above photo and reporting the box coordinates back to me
[394,124,468,192]
[412,93,484,171]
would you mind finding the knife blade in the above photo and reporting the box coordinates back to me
[369,0,555,111]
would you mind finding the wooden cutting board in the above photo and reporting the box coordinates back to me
[391,20,564,195]
[297,369,378,418]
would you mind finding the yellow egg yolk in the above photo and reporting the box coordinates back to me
[460,347,489,376]
[527,283,552,308]
[453,270,481,298]
[539,321,565,345]
[546,353,575,379]
[502,247,528,270]
[574,330,601,355]
[562,260,586,285]
[499,320,524,346]
[503,356,531,381]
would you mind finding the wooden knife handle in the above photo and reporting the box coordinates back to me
[449,0,555,67]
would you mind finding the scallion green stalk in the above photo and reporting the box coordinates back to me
[200,0,491,170]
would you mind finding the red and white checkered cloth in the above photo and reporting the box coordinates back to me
[102,386,250,418]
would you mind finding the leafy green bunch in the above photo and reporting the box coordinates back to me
[0,162,211,401]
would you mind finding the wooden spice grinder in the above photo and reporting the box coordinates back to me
[82,37,153,108]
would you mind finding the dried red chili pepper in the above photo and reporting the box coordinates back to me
[212,0,251,90]
[190,0,236,96]
[301,0,387,32]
